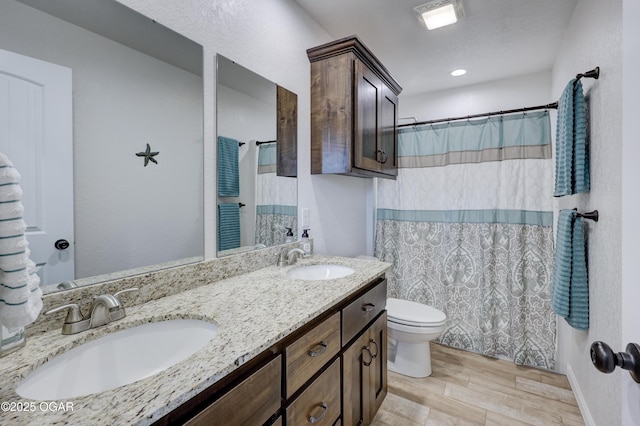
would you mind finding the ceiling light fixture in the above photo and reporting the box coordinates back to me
[414,0,465,30]
[451,69,466,77]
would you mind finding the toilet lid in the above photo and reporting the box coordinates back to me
[387,298,447,327]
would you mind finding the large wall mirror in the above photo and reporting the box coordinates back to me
[216,55,297,257]
[0,0,204,293]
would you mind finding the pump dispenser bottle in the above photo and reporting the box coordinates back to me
[285,227,294,243]
[300,229,311,257]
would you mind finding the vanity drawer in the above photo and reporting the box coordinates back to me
[286,358,341,426]
[285,311,340,398]
[341,279,387,346]
[185,355,281,426]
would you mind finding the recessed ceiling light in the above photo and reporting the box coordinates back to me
[451,69,466,77]
[414,0,465,30]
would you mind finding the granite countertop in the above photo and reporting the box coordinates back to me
[0,255,390,425]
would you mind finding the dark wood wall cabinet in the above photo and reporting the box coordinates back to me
[307,36,402,179]
[156,278,387,426]
[276,85,297,177]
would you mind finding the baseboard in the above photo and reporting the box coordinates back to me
[566,363,596,426]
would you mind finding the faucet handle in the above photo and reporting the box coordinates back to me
[44,303,83,323]
[114,287,139,302]
[108,288,138,323]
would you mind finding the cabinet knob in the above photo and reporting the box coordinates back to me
[376,149,388,164]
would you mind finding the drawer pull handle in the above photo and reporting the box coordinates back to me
[369,339,379,359]
[362,303,375,312]
[308,341,328,357]
[376,149,388,164]
[363,346,374,367]
[308,402,328,423]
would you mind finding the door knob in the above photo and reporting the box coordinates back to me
[590,341,640,383]
[54,239,70,250]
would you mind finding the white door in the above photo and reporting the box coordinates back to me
[0,49,73,287]
[622,1,640,424]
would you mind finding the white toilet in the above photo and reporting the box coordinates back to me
[386,297,447,378]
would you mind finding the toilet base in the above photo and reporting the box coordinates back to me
[387,338,433,378]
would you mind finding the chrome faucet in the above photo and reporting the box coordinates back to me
[45,287,138,335]
[277,248,305,266]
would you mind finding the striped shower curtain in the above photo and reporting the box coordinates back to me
[255,143,297,246]
[375,111,556,369]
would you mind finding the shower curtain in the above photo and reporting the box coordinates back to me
[255,143,297,246]
[376,111,556,369]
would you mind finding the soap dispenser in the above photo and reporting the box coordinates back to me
[285,227,294,243]
[300,229,311,257]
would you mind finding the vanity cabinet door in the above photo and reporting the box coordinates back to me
[368,312,388,416]
[342,312,388,426]
[286,358,341,426]
[184,355,281,426]
[342,329,372,426]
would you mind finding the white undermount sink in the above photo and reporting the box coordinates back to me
[16,319,218,400]
[287,264,356,281]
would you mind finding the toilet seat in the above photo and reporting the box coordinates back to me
[387,298,446,327]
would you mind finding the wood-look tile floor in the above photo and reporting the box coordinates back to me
[372,343,585,426]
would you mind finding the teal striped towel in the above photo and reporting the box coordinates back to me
[554,79,589,196]
[551,210,589,329]
[217,136,239,197]
[257,143,277,174]
[217,203,240,251]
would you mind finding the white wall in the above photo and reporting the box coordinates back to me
[217,83,276,248]
[0,1,204,279]
[118,0,372,258]
[550,0,623,424]
[622,0,640,423]
[399,71,552,121]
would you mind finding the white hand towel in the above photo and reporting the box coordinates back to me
[0,152,42,328]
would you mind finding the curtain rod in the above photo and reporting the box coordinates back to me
[398,102,558,129]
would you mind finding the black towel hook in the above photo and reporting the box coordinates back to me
[573,208,599,222]
[576,66,600,81]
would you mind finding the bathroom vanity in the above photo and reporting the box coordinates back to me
[0,255,390,426]
[166,277,387,426]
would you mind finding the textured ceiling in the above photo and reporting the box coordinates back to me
[294,0,579,96]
